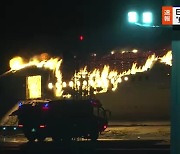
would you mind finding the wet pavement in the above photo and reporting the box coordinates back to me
[0,124,170,143]
[0,124,170,153]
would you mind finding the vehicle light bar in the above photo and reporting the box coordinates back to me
[42,103,49,110]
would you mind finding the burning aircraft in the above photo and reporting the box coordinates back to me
[0,50,172,124]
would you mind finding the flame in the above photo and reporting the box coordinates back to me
[159,50,172,66]
[6,50,172,99]
[71,51,172,95]
[9,56,24,70]
[9,54,63,97]
[54,60,63,97]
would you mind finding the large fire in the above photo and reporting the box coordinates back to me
[5,50,172,98]
[9,56,24,70]
[159,50,172,66]
[71,51,172,95]
[9,53,63,97]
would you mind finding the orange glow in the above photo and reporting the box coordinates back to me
[71,51,172,95]
[26,75,41,99]
[40,53,49,60]
[159,50,172,66]
[6,50,172,98]
[9,56,24,70]
[9,54,63,97]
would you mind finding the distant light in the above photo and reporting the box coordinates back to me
[132,49,138,53]
[93,53,97,57]
[142,12,152,24]
[48,83,53,89]
[62,82,67,88]
[18,102,23,107]
[55,82,60,88]
[91,100,97,106]
[13,127,17,130]
[103,125,107,129]
[128,12,138,23]
[111,51,114,55]
[83,80,87,86]
[18,124,23,128]
[42,103,49,110]
[82,74,86,78]
[80,35,84,41]
[124,77,128,81]
[69,81,74,87]
[77,81,81,86]
[39,125,46,128]
[31,128,36,132]
[3,127,6,130]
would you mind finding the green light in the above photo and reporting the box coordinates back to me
[128,12,138,23]
[142,12,152,24]
[31,128,36,132]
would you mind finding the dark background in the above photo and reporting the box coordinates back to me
[0,0,171,74]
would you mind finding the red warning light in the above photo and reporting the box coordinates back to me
[80,35,84,41]
[42,103,49,110]
[39,125,46,128]
[18,124,23,128]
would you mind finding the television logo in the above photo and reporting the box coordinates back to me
[162,6,180,25]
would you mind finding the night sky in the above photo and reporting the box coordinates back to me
[0,0,171,74]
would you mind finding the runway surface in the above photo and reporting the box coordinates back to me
[0,125,170,154]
